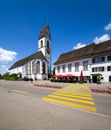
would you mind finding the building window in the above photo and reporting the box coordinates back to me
[62,65,66,73]
[107,66,111,71]
[83,60,88,71]
[92,68,97,72]
[109,76,111,82]
[92,67,104,72]
[107,55,111,61]
[68,64,72,72]
[92,57,105,63]
[32,61,36,74]
[57,66,60,73]
[28,62,31,74]
[42,62,46,74]
[41,40,43,48]
[75,62,79,72]
[47,40,49,48]
[84,76,90,81]
[25,63,28,75]
[36,61,40,73]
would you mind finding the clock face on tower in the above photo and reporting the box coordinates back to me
[46,48,50,54]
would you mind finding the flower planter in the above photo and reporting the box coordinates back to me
[91,89,111,94]
[33,84,62,89]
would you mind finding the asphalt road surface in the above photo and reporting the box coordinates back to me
[0,80,111,130]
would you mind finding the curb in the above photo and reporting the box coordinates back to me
[33,84,62,89]
[91,89,111,94]
[33,84,111,94]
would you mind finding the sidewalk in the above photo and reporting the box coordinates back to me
[33,80,111,90]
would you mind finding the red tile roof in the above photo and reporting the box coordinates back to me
[54,40,111,65]
[9,51,46,70]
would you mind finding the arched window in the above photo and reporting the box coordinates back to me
[42,62,46,74]
[36,61,40,73]
[41,40,43,48]
[47,40,49,48]
[32,61,36,74]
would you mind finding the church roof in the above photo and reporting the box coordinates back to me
[54,40,111,65]
[9,51,46,70]
[38,25,51,40]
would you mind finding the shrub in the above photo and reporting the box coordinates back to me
[72,78,78,83]
[3,73,18,81]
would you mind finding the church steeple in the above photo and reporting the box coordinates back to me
[38,24,52,74]
[38,25,51,40]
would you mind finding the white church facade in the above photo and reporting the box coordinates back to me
[9,25,51,80]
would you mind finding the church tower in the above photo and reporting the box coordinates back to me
[38,25,51,74]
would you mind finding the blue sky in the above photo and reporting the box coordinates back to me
[0,0,111,74]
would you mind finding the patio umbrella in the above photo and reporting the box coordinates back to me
[80,70,83,78]
[56,74,64,78]
[53,74,63,78]
[64,74,75,78]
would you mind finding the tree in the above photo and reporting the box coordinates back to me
[52,67,55,75]
[0,73,2,79]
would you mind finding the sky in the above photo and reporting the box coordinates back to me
[0,0,111,74]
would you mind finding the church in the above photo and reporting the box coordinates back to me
[8,25,51,80]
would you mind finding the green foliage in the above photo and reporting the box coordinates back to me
[0,73,3,79]
[50,77,78,83]
[52,67,55,75]
[79,77,84,83]
[3,73,18,81]
[72,77,78,83]
[48,73,51,79]
[97,73,102,84]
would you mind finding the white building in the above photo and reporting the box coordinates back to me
[9,25,52,80]
[54,40,111,83]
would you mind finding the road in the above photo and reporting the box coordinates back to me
[0,80,111,130]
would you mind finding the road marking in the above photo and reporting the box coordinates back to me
[12,89,27,94]
[41,84,97,112]
[66,85,89,90]
[56,90,92,97]
[48,94,95,105]
[42,97,97,112]
[51,92,94,100]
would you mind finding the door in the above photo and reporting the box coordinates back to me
[92,75,97,83]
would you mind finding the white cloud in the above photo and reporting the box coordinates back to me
[0,47,17,74]
[104,22,111,31]
[0,47,17,62]
[93,34,110,44]
[73,43,86,50]
[0,64,8,74]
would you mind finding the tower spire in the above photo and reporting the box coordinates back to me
[38,24,51,40]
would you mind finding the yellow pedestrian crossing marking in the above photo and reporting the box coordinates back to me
[42,97,97,112]
[48,95,94,105]
[56,90,92,97]
[66,85,89,90]
[41,85,97,112]
[51,92,93,100]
